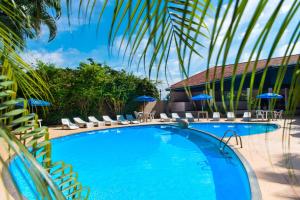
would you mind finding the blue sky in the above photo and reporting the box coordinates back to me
[22,0,299,97]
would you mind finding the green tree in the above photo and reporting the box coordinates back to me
[36,60,159,125]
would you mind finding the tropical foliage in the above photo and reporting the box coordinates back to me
[33,60,159,125]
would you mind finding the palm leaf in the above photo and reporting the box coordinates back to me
[88,0,211,80]
[0,73,90,199]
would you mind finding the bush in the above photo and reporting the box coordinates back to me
[35,60,159,125]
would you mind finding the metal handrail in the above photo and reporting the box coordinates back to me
[219,130,243,153]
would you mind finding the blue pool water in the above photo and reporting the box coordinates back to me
[190,123,278,137]
[10,125,251,200]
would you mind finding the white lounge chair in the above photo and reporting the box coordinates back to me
[88,116,104,126]
[171,113,181,121]
[243,112,251,121]
[212,112,220,121]
[61,118,79,130]
[73,117,94,128]
[160,113,171,122]
[117,115,130,125]
[227,112,235,121]
[125,114,140,124]
[103,115,118,126]
[185,112,195,122]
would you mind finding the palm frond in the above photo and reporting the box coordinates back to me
[0,73,90,199]
[201,0,299,114]
[92,0,211,80]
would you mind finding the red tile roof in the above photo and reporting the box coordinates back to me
[170,54,299,89]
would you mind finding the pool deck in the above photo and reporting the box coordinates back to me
[1,118,300,199]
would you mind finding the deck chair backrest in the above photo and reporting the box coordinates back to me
[186,113,193,118]
[117,115,125,121]
[103,115,112,121]
[61,118,70,125]
[74,117,85,123]
[227,112,234,117]
[88,116,98,122]
[172,113,180,118]
[243,112,251,117]
[213,112,220,118]
[160,113,168,119]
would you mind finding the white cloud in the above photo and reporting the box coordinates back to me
[280,0,293,14]
[274,41,300,57]
[21,48,65,65]
[21,48,103,67]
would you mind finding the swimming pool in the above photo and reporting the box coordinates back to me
[190,123,278,137]
[10,125,252,200]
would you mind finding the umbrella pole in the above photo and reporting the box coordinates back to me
[201,101,203,112]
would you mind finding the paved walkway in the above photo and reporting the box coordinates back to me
[1,118,300,199]
[237,119,300,199]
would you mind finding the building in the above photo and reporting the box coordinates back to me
[167,54,299,114]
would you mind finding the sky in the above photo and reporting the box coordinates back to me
[22,0,300,98]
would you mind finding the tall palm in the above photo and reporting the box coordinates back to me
[23,0,61,41]
[0,0,61,45]
[0,0,61,101]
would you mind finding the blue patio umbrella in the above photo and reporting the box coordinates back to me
[135,95,156,102]
[191,94,212,111]
[256,93,283,99]
[135,95,156,112]
[16,98,51,107]
[256,93,283,110]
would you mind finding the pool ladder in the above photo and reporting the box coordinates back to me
[219,130,243,153]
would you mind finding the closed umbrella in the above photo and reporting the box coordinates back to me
[191,94,212,111]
